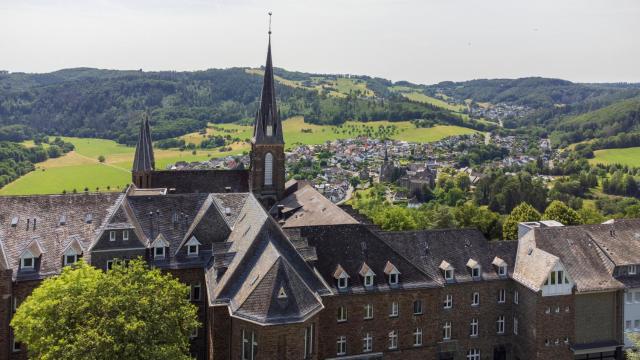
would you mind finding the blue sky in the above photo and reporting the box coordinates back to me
[1,0,639,84]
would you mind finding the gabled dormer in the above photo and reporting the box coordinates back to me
[492,257,508,278]
[150,234,170,260]
[62,239,84,266]
[542,261,573,296]
[185,236,201,257]
[439,260,455,283]
[384,261,400,286]
[467,258,481,280]
[333,264,350,290]
[359,262,376,288]
[19,239,45,271]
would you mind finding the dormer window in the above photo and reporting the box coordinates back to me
[384,261,400,286]
[333,264,350,290]
[630,265,637,275]
[109,231,116,242]
[359,263,375,288]
[21,251,35,269]
[467,259,481,280]
[492,257,507,277]
[440,260,455,282]
[155,246,165,259]
[185,237,201,256]
[123,230,129,241]
[63,249,78,266]
[151,234,169,260]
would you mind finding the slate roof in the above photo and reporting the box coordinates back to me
[206,194,327,325]
[298,224,437,292]
[252,34,284,145]
[132,113,155,172]
[148,169,250,194]
[378,228,517,286]
[579,219,640,266]
[513,224,624,293]
[0,193,123,279]
[274,184,358,228]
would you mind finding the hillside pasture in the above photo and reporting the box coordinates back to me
[589,147,640,167]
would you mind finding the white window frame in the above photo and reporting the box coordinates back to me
[64,253,78,266]
[362,332,372,353]
[337,306,347,322]
[471,266,481,279]
[498,289,506,303]
[20,254,35,269]
[467,348,480,360]
[337,336,347,356]
[106,259,114,270]
[630,265,637,275]
[389,301,399,317]
[337,274,348,289]
[11,334,20,352]
[470,318,479,337]
[472,292,480,306]
[187,244,199,256]
[388,330,398,350]
[444,294,453,309]
[444,269,454,281]
[498,265,507,276]
[443,322,452,340]
[190,327,198,339]
[497,315,505,334]
[389,272,398,285]
[364,274,374,287]
[123,230,129,241]
[154,246,165,259]
[364,304,373,319]
[264,152,274,186]
[627,320,632,332]
[109,231,116,241]
[241,329,257,360]
[413,299,423,315]
[413,327,423,346]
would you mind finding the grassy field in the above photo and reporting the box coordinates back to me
[1,118,477,195]
[400,92,467,112]
[589,147,640,167]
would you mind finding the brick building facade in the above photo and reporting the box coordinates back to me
[0,32,634,360]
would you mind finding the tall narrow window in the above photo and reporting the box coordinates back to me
[513,317,519,335]
[413,328,423,346]
[362,333,372,353]
[443,322,452,340]
[389,301,399,317]
[388,330,398,349]
[498,289,506,303]
[413,300,423,315]
[467,349,480,360]
[444,294,453,309]
[337,336,347,356]
[364,304,373,319]
[264,153,273,186]
[304,324,314,358]
[471,292,480,306]
[497,315,505,334]
[242,330,258,360]
[337,306,347,322]
[470,318,479,337]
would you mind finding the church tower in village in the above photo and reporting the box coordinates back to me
[249,16,286,207]
[132,112,155,188]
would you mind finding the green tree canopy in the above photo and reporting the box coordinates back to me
[453,203,502,239]
[372,206,418,231]
[11,260,199,360]
[502,202,542,240]
[542,200,583,225]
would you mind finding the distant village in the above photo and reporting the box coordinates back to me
[167,128,557,206]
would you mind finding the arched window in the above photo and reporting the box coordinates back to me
[264,153,273,186]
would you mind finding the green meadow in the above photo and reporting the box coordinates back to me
[0,117,478,195]
[589,147,640,167]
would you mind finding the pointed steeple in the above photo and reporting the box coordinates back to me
[133,112,155,172]
[253,12,284,145]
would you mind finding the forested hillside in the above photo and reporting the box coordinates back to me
[0,68,472,145]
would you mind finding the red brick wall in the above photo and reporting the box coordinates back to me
[0,270,13,360]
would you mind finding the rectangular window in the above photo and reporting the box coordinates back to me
[304,324,314,358]
[634,291,640,303]
[497,315,505,334]
[557,270,564,284]
[444,269,454,281]
[106,260,114,270]
[389,301,399,317]
[242,330,257,360]
[444,294,453,309]
[155,246,165,258]
[109,231,116,241]
[191,283,201,301]
[467,349,480,360]
[413,300,423,315]
[550,271,556,285]
[471,292,480,306]
[21,257,34,269]
[362,333,372,353]
[337,336,347,356]
[388,330,398,350]
[190,327,198,339]
[513,317,518,335]
[499,265,507,276]
[414,327,423,346]
[64,254,77,266]
[123,230,129,241]
[470,318,479,337]
[472,267,480,279]
[498,289,506,303]
[627,292,634,304]
[364,304,373,319]
[635,320,640,330]
[187,244,199,256]
[514,290,519,304]
[338,277,348,289]
[443,322,452,340]
[11,332,20,353]
[364,274,374,287]
[389,273,398,285]
[630,265,637,275]
[337,306,347,322]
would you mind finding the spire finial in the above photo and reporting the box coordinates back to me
[268,11,272,36]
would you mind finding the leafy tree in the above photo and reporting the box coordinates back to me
[98,155,106,163]
[11,260,199,360]
[372,206,417,231]
[502,202,541,240]
[453,203,502,239]
[578,207,606,225]
[542,200,583,225]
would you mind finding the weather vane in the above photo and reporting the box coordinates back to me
[268,11,272,35]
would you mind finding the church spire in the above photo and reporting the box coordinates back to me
[133,112,155,173]
[253,11,283,145]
